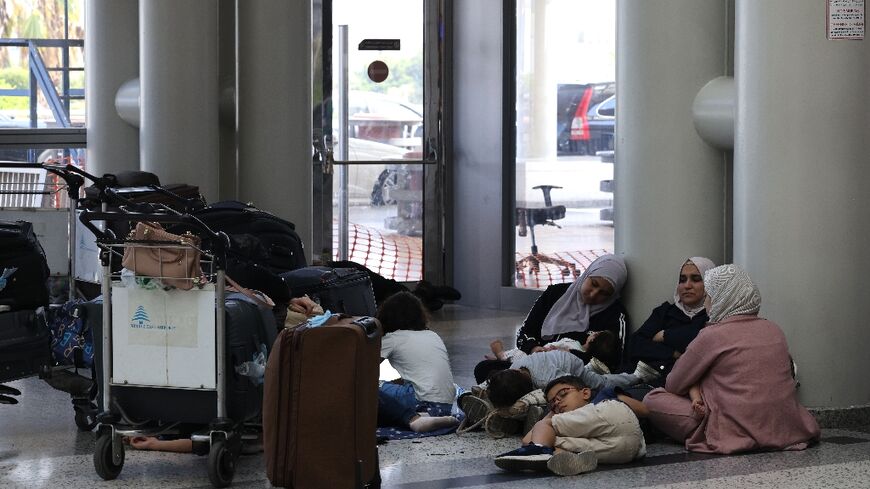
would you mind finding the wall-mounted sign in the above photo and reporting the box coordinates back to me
[367,60,389,83]
[359,39,401,51]
[827,0,864,40]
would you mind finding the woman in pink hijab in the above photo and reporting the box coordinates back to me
[643,264,819,454]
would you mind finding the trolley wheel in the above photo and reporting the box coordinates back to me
[94,432,124,480]
[370,169,398,206]
[208,439,236,488]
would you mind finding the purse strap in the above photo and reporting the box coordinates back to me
[225,275,276,308]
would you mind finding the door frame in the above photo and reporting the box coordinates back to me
[312,0,447,284]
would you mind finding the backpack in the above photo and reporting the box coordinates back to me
[48,300,94,369]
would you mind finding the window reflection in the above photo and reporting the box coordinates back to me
[514,0,616,289]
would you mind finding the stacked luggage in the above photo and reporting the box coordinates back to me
[79,205,280,487]
[0,220,51,385]
[2,162,386,486]
[191,200,307,307]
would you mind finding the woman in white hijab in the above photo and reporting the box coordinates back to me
[474,254,629,383]
[629,257,716,385]
[643,264,819,454]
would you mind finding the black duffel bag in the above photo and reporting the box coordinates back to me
[193,201,307,274]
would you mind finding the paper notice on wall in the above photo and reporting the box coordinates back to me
[828,0,865,40]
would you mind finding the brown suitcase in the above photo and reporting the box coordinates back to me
[263,314,382,488]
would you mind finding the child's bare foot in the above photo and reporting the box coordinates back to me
[409,414,460,432]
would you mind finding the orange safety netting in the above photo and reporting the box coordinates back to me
[515,249,609,289]
[332,221,607,288]
[333,221,423,282]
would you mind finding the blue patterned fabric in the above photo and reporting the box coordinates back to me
[49,300,94,368]
[375,384,465,440]
[375,403,465,440]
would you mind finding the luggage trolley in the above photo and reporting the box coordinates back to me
[0,161,98,423]
[50,169,209,431]
[0,161,84,302]
[80,208,245,488]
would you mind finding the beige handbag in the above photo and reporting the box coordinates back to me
[122,221,202,290]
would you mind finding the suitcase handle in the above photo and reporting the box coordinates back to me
[351,316,380,338]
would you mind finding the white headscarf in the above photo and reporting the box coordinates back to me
[673,257,716,318]
[541,254,627,338]
[704,264,762,324]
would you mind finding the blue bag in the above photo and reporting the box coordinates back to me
[49,300,94,368]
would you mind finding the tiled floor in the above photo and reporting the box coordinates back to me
[2,304,870,488]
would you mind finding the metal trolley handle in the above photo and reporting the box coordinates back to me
[79,208,231,267]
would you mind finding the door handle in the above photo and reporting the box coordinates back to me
[426,137,438,162]
[314,133,334,175]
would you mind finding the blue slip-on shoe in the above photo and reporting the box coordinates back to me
[494,443,554,472]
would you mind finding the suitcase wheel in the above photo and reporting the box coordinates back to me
[74,401,99,431]
[207,439,236,488]
[93,432,124,480]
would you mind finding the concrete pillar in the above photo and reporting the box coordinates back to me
[236,0,312,255]
[139,0,219,201]
[527,0,551,159]
[734,0,870,408]
[452,0,504,308]
[85,0,139,176]
[616,0,729,321]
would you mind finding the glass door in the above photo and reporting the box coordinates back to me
[313,0,442,283]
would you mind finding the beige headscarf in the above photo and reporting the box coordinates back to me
[704,264,761,324]
[674,257,716,318]
[541,254,627,338]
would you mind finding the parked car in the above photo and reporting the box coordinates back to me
[348,90,423,148]
[556,82,614,156]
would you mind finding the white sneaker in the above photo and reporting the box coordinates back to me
[633,361,662,383]
[547,450,598,476]
[523,405,546,435]
[587,357,611,375]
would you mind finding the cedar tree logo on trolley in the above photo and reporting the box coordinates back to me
[130,305,175,331]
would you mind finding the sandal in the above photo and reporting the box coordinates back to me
[456,393,494,434]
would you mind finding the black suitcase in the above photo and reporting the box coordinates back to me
[224,293,277,422]
[281,266,377,317]
[223,233,292,304]
[0,221,50,310]
[0,309,50,383]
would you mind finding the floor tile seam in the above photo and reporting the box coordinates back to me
[634,457,870,489]
[381,448,870,489]
[0,471,270,488]
[591,450,870,487]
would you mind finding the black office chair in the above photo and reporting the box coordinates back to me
[515,185,577,278]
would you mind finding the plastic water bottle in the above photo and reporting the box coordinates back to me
[235,344,268,384]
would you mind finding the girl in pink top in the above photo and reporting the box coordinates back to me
[643,264,820,454]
